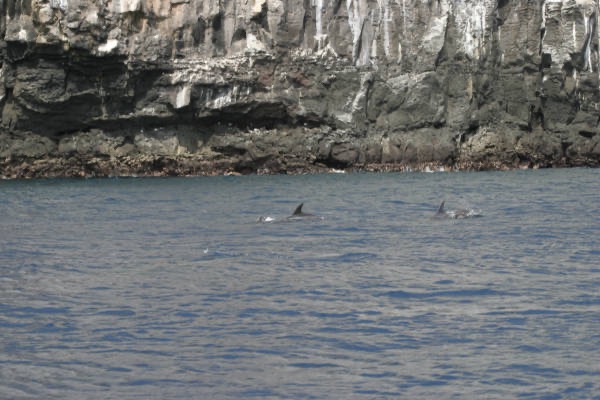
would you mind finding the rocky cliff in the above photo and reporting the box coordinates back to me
[1,0,599,177]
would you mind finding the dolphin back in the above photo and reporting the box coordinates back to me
[434,200,482,219]
[293,203,304,216]
[436,201,445,215]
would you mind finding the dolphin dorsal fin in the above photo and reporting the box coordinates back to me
[437,201,445,214]
[293,203,304,215]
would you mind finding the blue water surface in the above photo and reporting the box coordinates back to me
[0,168,599,399]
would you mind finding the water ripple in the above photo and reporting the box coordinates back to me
[0,169,599,399]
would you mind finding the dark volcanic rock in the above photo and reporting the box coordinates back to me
[1,0,600,177]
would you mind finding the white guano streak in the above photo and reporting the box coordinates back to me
[370,9,377,59]
[50,0,68,11]
[463,1,486,58]
[98,39,119,54]
[175,86,191,109]
[346,0,364,63]
[380,0,391,57]
[477,2,486,58]
[402,0,406,34]
[541,0,547,51]
[315,0,324,50]
[584,14,593,71]
[598,3,600,84]
[398,42,402,64]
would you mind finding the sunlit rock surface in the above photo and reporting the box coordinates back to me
[1,0,599,176]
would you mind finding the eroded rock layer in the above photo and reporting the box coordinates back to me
[1,0,599,177]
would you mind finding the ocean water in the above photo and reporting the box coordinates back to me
[0,168,599,399]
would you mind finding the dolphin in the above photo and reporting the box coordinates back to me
[434,200,481,219]
[286,203,322,220]
[256,203,323,223]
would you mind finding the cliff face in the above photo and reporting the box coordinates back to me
[1,0,599,176]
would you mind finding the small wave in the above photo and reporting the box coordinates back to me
[256,216,276,223]
[445,209,483,219]
[289,362,340,368]
[306,252,379,263]
[380,288,503,299]
[95,309,136,317]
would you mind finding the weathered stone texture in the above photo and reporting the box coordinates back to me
[1,0,599,176]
